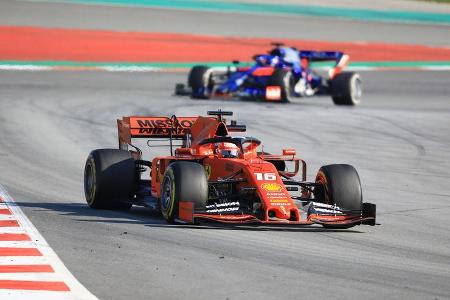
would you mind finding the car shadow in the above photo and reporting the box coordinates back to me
[15,201,364,233]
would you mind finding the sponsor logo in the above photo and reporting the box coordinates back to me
[266,192,287,199]
[267,192,286,197]
[204,165,212,179]
[261,183,283,192]
[270,199,289,203]
[136,118,194,129]
[270,203,290,206]
[206,201,240,213]
[131,117,195,136]
[206,207,240,213]
[206,201,240,209]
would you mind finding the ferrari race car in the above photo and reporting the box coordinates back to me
[84,111,375,228]
[175,43,362,105]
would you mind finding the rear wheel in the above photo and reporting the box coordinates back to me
[267,69,295,102]
[84,149,135,210]
[160,161,208,223]
[188,65,212,99]
[330,72,362,105]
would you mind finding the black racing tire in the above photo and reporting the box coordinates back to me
[315,164,362,211]
[188,65,212,99]
[267,69,295,103]
[330,72,362,105]
[315,164,362,229]
[84,149,134,210]
[160,161,208,223]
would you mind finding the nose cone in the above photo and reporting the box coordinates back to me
[268,206,291,220]
[276,206,290,219]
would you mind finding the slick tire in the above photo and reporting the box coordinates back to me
[315,164,362,229]
[84,149,134,210]
[330,72,362,105]
[267,69,295,103]
[188,65,212,99]
[315,164,362,211]
[160,161,208,223]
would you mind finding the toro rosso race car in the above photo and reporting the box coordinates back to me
[84,111,375,228]
[175,43,361,105]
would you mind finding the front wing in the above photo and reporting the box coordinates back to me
[177,201,376,228]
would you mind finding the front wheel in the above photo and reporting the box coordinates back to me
[314,164,362,228]
[160,161,208,223]
[330,72,362,105]
[315,164,362,211]
[314,164,363,229]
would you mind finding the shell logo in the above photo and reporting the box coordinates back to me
[261,183,283,192]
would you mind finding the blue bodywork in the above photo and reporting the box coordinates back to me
[193,46,346,99]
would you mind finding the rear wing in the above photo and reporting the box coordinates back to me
[117,116,197,149]
[299,50,350,79]
[299,50,344,62]
[117,111,247,151]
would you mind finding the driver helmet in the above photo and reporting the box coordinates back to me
[215,142,239,158]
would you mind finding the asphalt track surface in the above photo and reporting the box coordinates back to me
[1,2,450,300]
[1,69,450,300]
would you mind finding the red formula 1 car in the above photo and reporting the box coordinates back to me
[84,111,376,228]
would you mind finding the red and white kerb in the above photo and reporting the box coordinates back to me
[0,186,98,300]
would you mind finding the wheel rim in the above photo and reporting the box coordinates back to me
[203,70,213,98]
[161,176,173,211]
[283,72,295,101]
[352,77,362,103]
[84,161,95,205]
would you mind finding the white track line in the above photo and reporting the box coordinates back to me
[0,65,53,71]
[102,66,161,72]
[421,65,450,70]
[0,184,99,300]
[0,64,161,72]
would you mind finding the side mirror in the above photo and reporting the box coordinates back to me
[282,148,296,156]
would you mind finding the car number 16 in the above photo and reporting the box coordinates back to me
[254,172,276,181]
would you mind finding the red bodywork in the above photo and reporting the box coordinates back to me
[117,114,373,226]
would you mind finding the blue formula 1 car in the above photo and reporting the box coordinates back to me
[175,43,362,105]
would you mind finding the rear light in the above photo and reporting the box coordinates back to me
[266,86,281,101]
